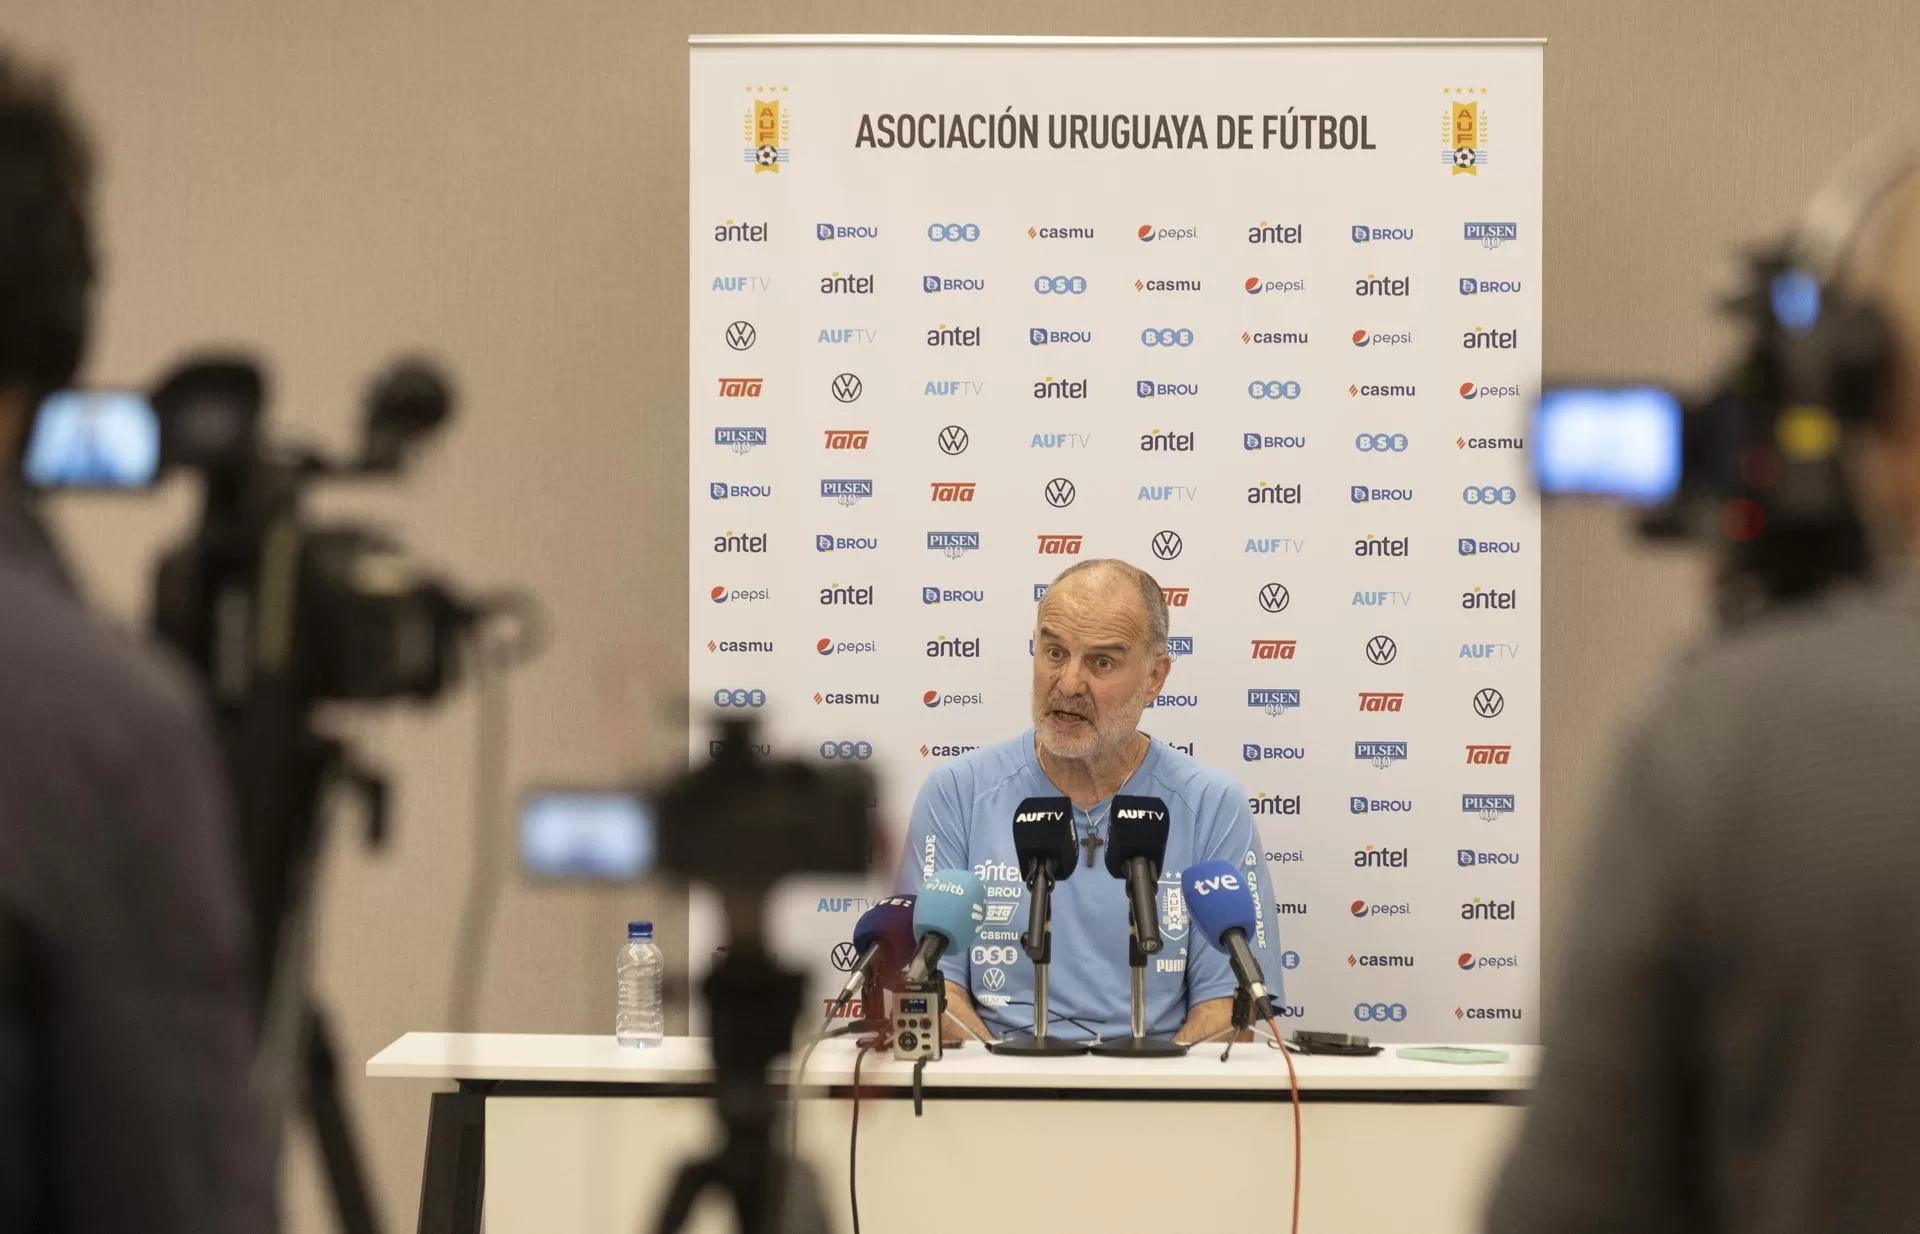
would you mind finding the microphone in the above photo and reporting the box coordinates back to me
[1104,795,1170,954]
[826,896,916,1016]
[1012,796,1075,957]
[1181,860,1274,1019]
[905,869,986,986]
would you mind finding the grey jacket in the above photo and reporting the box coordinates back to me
[0,484,273,1232]
[1487,579,1920,1233]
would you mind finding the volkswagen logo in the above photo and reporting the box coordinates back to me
[1140,326,1195,347]
[1463,485,1517,505]
[830,942,860,971]
[1045,478,1077,508]
[938,425,970,456]
[1152,530,1184,561]
[724,321,757,351]
[1034,274,1088,295]
[832,373,864,403]
[1355,432,1409,453]
[1258,583,1291,613]
[1474,687,1505,718]
[981,967,1008,991]
[1365,636,1397,666]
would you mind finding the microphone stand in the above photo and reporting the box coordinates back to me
[1091,907,1187,1058]
[990,856,1087,1056]
[855,967,889,1050]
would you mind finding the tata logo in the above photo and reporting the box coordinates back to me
[1137,223,1198,242]
[1141,327,1196,347]
[1355,741,1408,767]
[1464,793,1516,819]
[1354,534,1410,558]
[929,482,977,503]
[1354,274,1411,297]
[1353,845,1409,869]
[1250,794,1302,816]
[830,373,864,403]
[713,220,768,243]
[1462,586,1519,610]
[716,377,763,398]
[1257,583,1289,613]
[822,430,868,450]
[1035,377,1089,399]
[1458,849,1521,867]
[818,223,880,240]
[1162,587,1190,608]
[1245,432,1308,450]
[710,483,772,500]
[1247,221,1304,244]
[1033,431,1092,449]
[1247,537,1305,555]
[1031,328,1094,345]
[816,638,877,657]
[818,740,874,761]
[937,425,970,455]
[922,586,985,604]
[1140,429,1197,452]
[1353,1002,1410,1022]
[1135,277,1203,292]
[712,531,769,554]
[1460,278,1524,296]
[1139,484,1197,502]
[1461,897,1518,922]
[1355,432,1409,453]
[1166,636,1194,658]
[1460,539,1522,556]
[1462,326,1521,349]
[1250,639,1297,660]
[1248,379,1302,400]
[926,636,983,658]
[714,426,768,452]
[926,531,981,558]
[1350,798,1413,814]
[1137,380,1200,398]
[924,275,986,294]
[926,222,981,242]
[817,327,877,344]
[1350,902,1411,919]
[1349,384,1417,398]
[1145,693,1199,709]
[1243,330,1310,345]
[1473,688,1505,718]
[923,690,984,708]
[1465,744,1512,766]
[818,584,875,607]
[1459,435,1526,451]
[1247,482,1303,505]
[707,586,770,605]
[1351,486,1413,504]
[1245,276,1306,295]
[926,324,983,347]
[713,688,767,709]
[1352,329,1413,347]
[926,380,986,397]
[820,478,873,504]
[1358,691,1404,712]
[1465,221,1518,248]
[1460,642,1522,660]
[1458,953,1521,971]
[724,321,757,350]
[1033,274,1088,295]
[1037,534,1083,555]
[819,272,876,295]
[815,535,879,553]
[1459,382,1522,400]
[1044,478,1077,508]
[1242,745,1306,762]
[1353,591,1412,607]
[1248,688,1301,714]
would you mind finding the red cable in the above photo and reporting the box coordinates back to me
[1264,1015,1302,1234]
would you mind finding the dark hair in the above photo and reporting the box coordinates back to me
[0,46,94,410]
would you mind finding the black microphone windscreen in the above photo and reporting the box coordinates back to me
[1105,795,1170,877]
[1011,796,1077,880]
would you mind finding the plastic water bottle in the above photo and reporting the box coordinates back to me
[616,921,664,1047]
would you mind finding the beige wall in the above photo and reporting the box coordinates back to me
[8,0,1919,1228]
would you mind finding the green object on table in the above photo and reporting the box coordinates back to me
[1396,1046,1509,1064]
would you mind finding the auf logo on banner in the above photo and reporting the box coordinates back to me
[745,86,790,172]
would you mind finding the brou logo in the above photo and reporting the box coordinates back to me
[922,585,984,604]
[1350,798,1413,814]
[709,483,771,500]
[1245,432,1308,450]
[1137,380,1200,398]
[924,275,986,294]
[1242,745,1306,762]
[1351,225,1414,243]
[818,222,880,241]
[1458,848,1521,867]
[1460,278,1524,296]
[816,535,879,553]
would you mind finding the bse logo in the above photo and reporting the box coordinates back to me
[1353,1002,1409,1022]
[1463,485,1518,505]
[926,222,981,242]
[1355,432,1409,453]
[1140,327,1195,347]
[818,740,874,761]
[1034,274,1088,295]
[713,688,767,708]
[1248,379,1302,400]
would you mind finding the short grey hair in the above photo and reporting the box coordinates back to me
[1045,558,1169,655]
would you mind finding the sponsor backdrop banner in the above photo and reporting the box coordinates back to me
[689,37,1542,1041]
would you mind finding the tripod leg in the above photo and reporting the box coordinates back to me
[305,1004,386,1234]
[417,1089,485,1234]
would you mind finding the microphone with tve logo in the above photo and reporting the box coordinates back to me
[896,869,985,1063]
[1182,860,1274,1020]
[825,896,916,1021]
[992,797,1088,1057]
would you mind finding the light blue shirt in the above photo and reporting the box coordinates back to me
[891,729,1286,1042]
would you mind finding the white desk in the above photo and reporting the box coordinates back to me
[372,1033,1536,1234]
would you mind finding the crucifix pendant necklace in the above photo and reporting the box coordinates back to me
[1077,804,1111,869]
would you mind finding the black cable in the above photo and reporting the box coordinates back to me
[445,629,514,1034]
[997,1001,1106,1042]
[850,1045,870,1234]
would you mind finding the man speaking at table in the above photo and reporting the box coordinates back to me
[891,558,1287,1046]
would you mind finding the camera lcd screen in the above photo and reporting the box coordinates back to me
[1532,386,1683,506]
[520,790,654,880]
[902,998,930,1015]
[23,389,161,490]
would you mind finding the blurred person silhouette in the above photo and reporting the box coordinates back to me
[0,46,274,1233]
[1487,149,1920,1234]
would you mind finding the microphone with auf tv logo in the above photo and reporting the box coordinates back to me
[1182,860,1275,1019]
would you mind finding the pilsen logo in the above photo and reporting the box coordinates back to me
[930,482,977,502]
[1359,692,1404,712]
[1251,639,1297,660]
[1465,744,1512,765]
[717,377,763,398]
[1037,534,1083,555]
[823,430,868,450]
[745,85,790,172]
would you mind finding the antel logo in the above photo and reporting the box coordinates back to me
[1140,429,1197,452]
[926,635,983,659]
[819,272,876,295]
[1251,794,1302,816]
[712,220,769,242]
[1247,221,1304,244]
[1354,273,1411,297]
[1462,326,1521,349]
[1461,897,1518,921]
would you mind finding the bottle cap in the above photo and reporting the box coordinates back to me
[628,921,653,940]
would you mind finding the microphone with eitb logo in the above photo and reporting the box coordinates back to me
[894,870,985,1062]
[990,796,1088,1057]
[1093,796,1186,1058]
